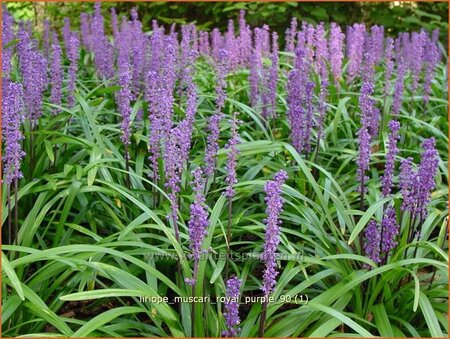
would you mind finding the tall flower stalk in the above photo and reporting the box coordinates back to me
[224,112,241,278]
[2,82,25,246]
[67,33,80,108]
[259,170,288,337]
[186,168,209,334]
[204,49,228,186]
[222,276,241,337]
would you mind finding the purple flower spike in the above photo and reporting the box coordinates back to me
[261,170,288,297]
[391,53,406,116]
[110,8,119,45]
[117,53,133,147]
[249,28,263,108]
[43,19,50,58]
[50,33,63,114]
[216,49,229,111]
[399,157,415,213]
[67,33,80,108]
[91,2,114,79]
[416,138,439,219]
[285,17,298,54]
[381,206,399,254]
[410,31,426,94]
[222,276,241,337]
[80,13,92,51]
[204,113,223,178]
[17,28,48,122]
[2,82,26,185]
[188,167,209,263]
[383,37,395,99]
[2,7,15,79]
[364,220,381,264]
[178,79,197,167]
[347,23,366,83]
[356,127,371,194]
[164,127,183,233]
[315,22,329,81]
[423,31,441,104]
[316,80,329,146]
[400,138,438,220]
[329,23,344,86]
[359,81,379,140]
[224,112,241,199]
[62,17,71,53]
[381,120,400,197]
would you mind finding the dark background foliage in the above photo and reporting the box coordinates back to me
[7,1,449,45]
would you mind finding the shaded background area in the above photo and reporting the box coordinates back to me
[7,1,449,44]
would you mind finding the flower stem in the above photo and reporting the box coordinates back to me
[258,300,268,337]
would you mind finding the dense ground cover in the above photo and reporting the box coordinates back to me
[1,3,448,338]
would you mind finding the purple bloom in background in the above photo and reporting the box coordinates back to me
[370,25,385,65]
[249,28,263,108]
[400,138,438,220]
[423,30,441,103]
[129,8,146,95]
[224,112,241,198]
[17,28,48,122]
[67,33,80,107]
[80,13,92,51]
[50,33,63,114]
[329,23,344,86]
[146,70,163,182]
[117,30,133,147]
[381,120,400,197]
[204,113,223,178]
[199,31,210,56]
[91,2,114,79]
[262,32,279,120]
[304,23,315,65]
[160,33,178,134]
[215,49,229,111]
[2,8,15,79]
[225,19,239,69]
[383,37,395,98]
[110,8,119,45]
[415,138,439,219]
[285,17,297,54]
[400,32,411,66]
[187,167,209,262]
[62,17,71,53]
[364,220,381,264]
[316,80,329,146]
[315,22,328,81]
[303,81,315,154]
[43,19,50,58]
[362,28,380,82]
[391,54,406,116]
[380,206,399,254]
[410,31,426,94]
[222,276,241,337]
[359,81,379,140]
[261,170,288,297]
[211,28,224,62]
[346,23,366,83]
[356,127,371,194]
[164,127,183,237]
[287,47,311,154]
[237,11,252,66]
[399,157,415,213]
[148,22,164,74]
[2,81,26,185]
[178,78,197,166]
